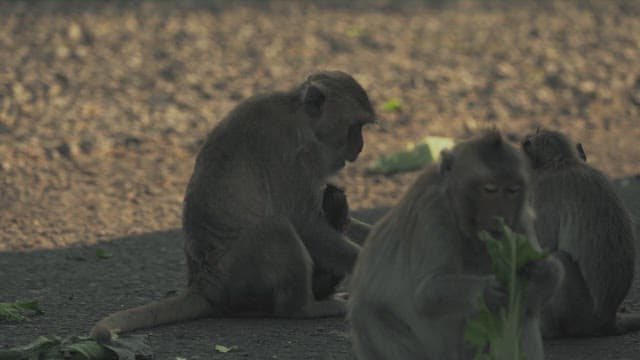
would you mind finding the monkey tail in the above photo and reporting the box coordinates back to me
[614,312,640,335]
[90,290,219,342]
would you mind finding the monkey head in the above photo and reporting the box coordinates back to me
[301,71,376,173]
[441,130,528,241]
[522,129,585,170]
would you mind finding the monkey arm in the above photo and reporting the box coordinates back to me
[521,255,564,312]
[414,274,494,318]
[346,217,372,245]
[299,220,361,277]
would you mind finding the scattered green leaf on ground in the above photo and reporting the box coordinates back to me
[365,136,454,175]
[346,27,362,37]
[95,249,112,259]
[420,136,455,160]
[0,300,42,321]
[65,337,112,359]
[215,344,238,353]
[382,98,402,112]
[0,335,60,359]
[0,334,152,360]
[464,218,548,360]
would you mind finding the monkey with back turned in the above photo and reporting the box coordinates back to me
[523,129,640,337]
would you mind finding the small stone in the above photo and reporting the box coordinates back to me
[68,22,83,42]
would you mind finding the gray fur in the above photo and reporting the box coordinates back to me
[90,71,375,340]
[523,129,638,337]
[349,130,561,359]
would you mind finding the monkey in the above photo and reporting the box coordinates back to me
[348,130,563,360]
[322,183,351,233]
[321,183,373,245]
[522,129,640,337]
[312,183,355,300]
[313,183,377,300]
[90,71,376,341]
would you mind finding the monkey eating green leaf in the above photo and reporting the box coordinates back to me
[465,218,549,360]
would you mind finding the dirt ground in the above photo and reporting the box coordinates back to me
[1,0,639,359]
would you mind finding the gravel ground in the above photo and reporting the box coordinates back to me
[1,1,639,359]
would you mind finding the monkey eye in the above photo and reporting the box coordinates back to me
[522,138,532,149]
[506,185,521,194]
[482,184,499,194]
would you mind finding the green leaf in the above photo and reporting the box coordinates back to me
[365,136,455,176]
[95,249,112,259]
[0,336,60,359]
[64,337,111,359]
[346,27,363,38]
[382,98,402,112]
[365,143,432,175]
[465,219,547,360]
[420,136,455,159]
[0,300,43,321]
[214,344,237,353]
[0,334,152,360]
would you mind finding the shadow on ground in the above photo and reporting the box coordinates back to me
[1,177,639,359]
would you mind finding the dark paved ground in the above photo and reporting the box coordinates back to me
[1,1,639,358]
[1,178,639,360]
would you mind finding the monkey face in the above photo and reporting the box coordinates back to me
[522,130,582,169]
[467,178,526,238]
[302,71,375,173]
[443,130,528,240]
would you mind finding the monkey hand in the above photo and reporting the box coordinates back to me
[483,278,508,313]
[518,256,564,310]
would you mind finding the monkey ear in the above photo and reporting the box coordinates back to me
[576,143,587,162]
[303,84,326,118]
[440,150,454,174]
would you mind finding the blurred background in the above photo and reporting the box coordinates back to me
[0,0,639,252]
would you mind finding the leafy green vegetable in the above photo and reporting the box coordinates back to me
[382,98,402,112]
[365,136,455,175]
[214,344,237,353]
[65,337,112,359]
[95,249,112,259]
[0,300,42,321]
[464,218,548,360]
[0,334,152,360]
[346,27,363,38]
[0,336,60,360]
[366,143,432,175]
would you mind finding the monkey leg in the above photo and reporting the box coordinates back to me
[218,215,346,318]
[542,251,611,337]
[346,217,372,245]
[350,302,424,360]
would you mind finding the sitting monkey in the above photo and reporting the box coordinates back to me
[523,129,640,337]
[90,71,375,341]
[348,130,562,360]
